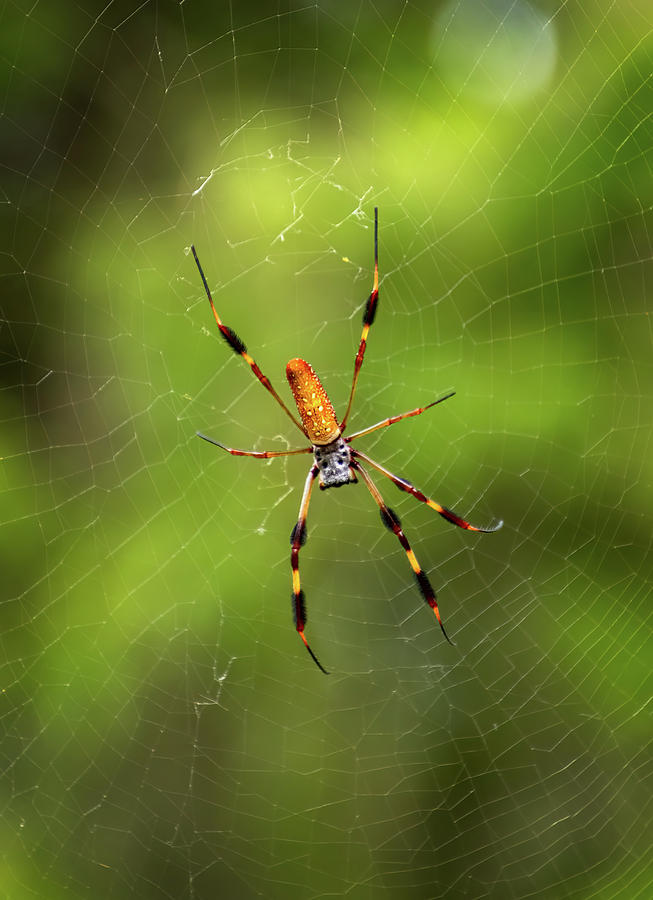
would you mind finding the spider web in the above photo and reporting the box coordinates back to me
[2,1,652,898]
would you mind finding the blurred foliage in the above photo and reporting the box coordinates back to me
[1,1,652,899]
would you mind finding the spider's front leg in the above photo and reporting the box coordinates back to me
[352,458,454,644]
[353,450,502,533]
[290,464,328,674]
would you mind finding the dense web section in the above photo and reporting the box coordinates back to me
[2,2,652,898]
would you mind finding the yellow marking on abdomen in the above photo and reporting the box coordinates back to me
[286,358,341,445]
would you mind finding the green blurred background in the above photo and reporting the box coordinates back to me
[2,1,652,898]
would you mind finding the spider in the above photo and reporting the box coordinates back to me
[191,208,501,673]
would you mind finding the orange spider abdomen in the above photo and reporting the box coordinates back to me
[286,358,341,445]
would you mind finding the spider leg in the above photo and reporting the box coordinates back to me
[197,432,312,458]
[290,464,328,674]
[191,245,306,436]
[352,458,454,645]
[345,392,455,442]
[353,449,503,533]
[339,207,379,431]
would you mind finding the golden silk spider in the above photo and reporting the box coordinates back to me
[191,208,501,673]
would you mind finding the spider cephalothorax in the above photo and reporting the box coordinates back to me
[192,208,501,673]
[312,437,354,489]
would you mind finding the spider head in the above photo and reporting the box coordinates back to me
[314,437,355,489]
